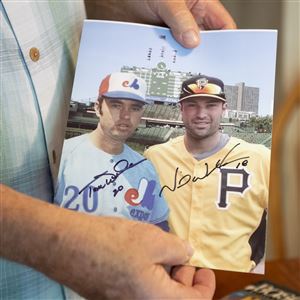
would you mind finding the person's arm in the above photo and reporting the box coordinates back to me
[172,265,215,292]
[85,0,236,48]
[1,184,215,299]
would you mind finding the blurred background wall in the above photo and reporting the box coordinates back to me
[85,0,300,261]
[222,0,299,260]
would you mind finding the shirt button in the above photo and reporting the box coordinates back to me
[29,47,40,62]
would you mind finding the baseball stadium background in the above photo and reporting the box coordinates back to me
[66,63,272,153]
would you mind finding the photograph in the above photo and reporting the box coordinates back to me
[55,20,277,274]
[2,1,299,299]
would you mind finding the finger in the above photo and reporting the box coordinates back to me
[151,0,200,48]
[151,231,194,266]
[193,268,216,299]
[171,265,196,286]
[200,0,236,30]
[161,267,216,299]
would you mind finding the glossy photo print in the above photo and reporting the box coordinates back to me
[57,20,277,274]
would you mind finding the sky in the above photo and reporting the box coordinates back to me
[72,20,277,116]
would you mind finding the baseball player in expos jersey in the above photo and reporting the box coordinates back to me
[145,74,270,273]
[55,72,169,231]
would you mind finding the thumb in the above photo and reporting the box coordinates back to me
[152,1,200,48]
[193,268,216,299]
[152,231,194,266]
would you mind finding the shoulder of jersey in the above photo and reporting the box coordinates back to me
[230,136,270,157]
[124,144,144,159]
[62,134,89,156]
[145,136,183,155]
[124,144,157,171]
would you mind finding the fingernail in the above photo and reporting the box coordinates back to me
[184,240,194,257]
[182,30,199,47]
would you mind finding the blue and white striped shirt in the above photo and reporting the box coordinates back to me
[1,1,85,298]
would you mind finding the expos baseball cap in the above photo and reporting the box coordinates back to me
[179,74,226,102]
[99,72,149,104]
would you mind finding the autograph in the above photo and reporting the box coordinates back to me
[79,158,147,195]
[160,143,250,196]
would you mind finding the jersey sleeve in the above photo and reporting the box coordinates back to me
[258,145,271,209]
[54,135,87,205]
[53,138,75,205]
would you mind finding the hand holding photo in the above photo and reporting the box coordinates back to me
[57,20,277,274]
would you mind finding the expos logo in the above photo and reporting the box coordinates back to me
[124,178,156,221]
[122,78,140,90]
[124,178,155,209]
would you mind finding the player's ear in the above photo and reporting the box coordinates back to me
[178,103,183,112]
[94,97,103,117]
[141,104,146,113]
[221,102,227,119]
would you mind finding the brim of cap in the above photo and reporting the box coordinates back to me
[179,94,226,102]
[103,91,149,104]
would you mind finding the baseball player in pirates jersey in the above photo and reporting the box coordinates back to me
[55,72,169,230]
[145,74,270,273]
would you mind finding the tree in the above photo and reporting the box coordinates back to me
[248,115,272,133]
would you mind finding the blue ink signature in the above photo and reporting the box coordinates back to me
[79,158,147,195]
